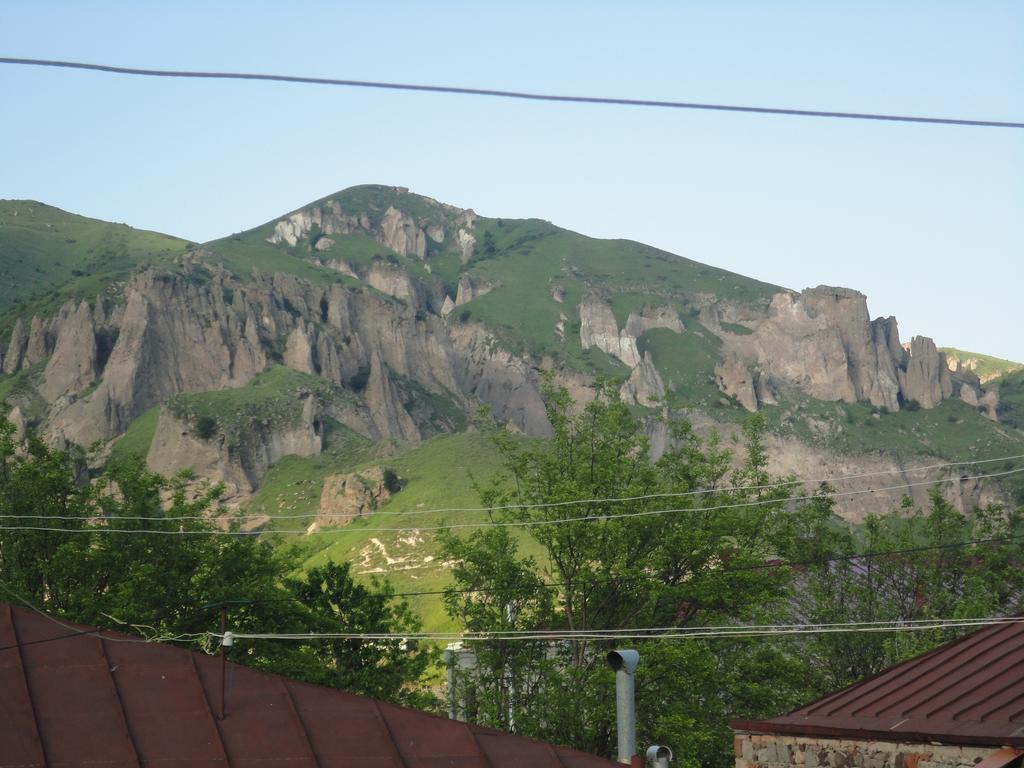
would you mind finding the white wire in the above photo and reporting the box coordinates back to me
[221,616,1024,643]
[1,466,1021,536]
[0,583,208,645]
[4,452,1020,523]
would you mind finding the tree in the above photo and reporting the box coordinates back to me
[0,422,435,707]
[796,490,1024,689]
[439,379,826,763]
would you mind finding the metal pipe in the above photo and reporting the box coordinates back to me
[606,649,639,764]
[646,745,673,767]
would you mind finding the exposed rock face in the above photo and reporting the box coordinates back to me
[146,394,322,496]
[24,315,51,368]
[440,296,456,318]
[450,323,552,436]
[3,319,27,374]
[714,354,758,412]
[900,336,953,408]
[283,325,315,374]
[365,264,420,307]
[380,206,427,258]
[7,406,26,441]
[266,193,475,262]
[624,305,684,338]
[717,286,967,412]
[621,352,665,406]
[456,229,475,263]
[579,299,640,367]
[315,466,392,529]
[364,352,420,442]
[41,301,98,402]
[454,275,496,306]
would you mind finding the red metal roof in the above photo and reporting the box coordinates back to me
[733,620,1024,747]
[0,603,619,768]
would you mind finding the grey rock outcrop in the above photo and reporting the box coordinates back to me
[624,305,684,338]
[315,467,392,529]
[717,286,964,412]
[455,275,496,306]
[364,352,420,442]
[146,394,322,496]
[715,354,758,412]
[283,325,316,374]
[3,319,27,374]
[41,301,98,402]
[380,206,427,259]
[579,299,640,367]
[621,352,665,407]
[900,336,953,408]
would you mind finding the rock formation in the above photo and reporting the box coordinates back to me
[315,466,392,528]
[621,352,665,407]
[715,286,974,412]
[578,299,640,367]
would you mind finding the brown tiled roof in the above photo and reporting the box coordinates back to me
[0,603,618,768]
[733,620,1024,747]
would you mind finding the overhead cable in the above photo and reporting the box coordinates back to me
[3,452,1019,523]
[219,616,1024,644]
[1,57,1022,129]
[1,466,1021,536]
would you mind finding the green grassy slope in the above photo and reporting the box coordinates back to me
[266,430,520,631]
[0,201,187,332]
[941,348,1023,381]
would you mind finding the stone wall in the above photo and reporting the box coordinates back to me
[734,732,996,768]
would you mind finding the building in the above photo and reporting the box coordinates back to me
[732,621,1024,768]
[0,602,619,768]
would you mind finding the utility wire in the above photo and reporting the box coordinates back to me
[219,616,1024,644]
[1,57,1022,129]
[184,529,1024,613]
[4,452,1019,523]
[0,581,207,651]
[1,466,1021,535]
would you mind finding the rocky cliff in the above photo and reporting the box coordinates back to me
[1,186,1014,518]
[711,286,983,413]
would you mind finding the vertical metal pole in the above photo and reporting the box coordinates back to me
[219,606,227,720]
[615,665,636,762]
[607,650,639,764]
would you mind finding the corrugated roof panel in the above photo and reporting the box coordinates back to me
[734,619,1024,746]
[378,701,490,766]
[0,604,620,768]
[289,682,405,766]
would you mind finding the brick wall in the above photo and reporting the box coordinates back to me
[734,732,997,768]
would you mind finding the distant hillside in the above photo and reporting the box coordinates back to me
[0,200,187,331]
[2,184,1023,633]
[941,347,1022,383]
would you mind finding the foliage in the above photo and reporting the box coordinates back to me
[0,423,435,707]
[795,491,1024,690]
[438,379,828,763]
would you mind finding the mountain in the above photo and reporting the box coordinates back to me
[2,185,1022,626]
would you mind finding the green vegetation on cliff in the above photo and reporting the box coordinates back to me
[0,200,186,332]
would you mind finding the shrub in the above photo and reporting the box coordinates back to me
[382,468,403,494]
[194,415,218,440]
[904,399,922,412]
[350,366,371,392]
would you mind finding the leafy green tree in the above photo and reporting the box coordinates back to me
[440,379,827,763]
[0,422,435,707]
[796,490,1024,689]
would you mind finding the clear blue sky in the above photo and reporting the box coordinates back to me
[2,1,1022,361]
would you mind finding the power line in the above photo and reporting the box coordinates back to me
[0,581,207,651]
[1,57,1022,130]
[195,531,1024,606]
[1,466,1021,536]
[220,616,1024,644]
[388,531,1024,598]
[5,452,1019,523]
